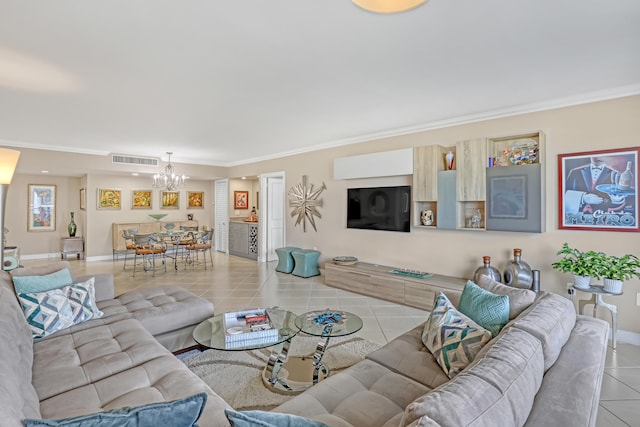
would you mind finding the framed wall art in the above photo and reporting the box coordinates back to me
[131,190,152,209]
[187,191,204,209]
[79,188,86,211]
[28,184,56,232]
[234,191,248,209]
[97,188,122,209]
[161,191,180,209]
[558,147,639,232]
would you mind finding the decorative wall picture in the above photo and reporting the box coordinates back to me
[97,188,122,209]
[288,175,327,232]
[161,191,180,209]
[234,191,248,209]
[131,190,152,209]
[79,188,86,211]
[488,175,527,219]
[558,147,639,232]
[28,184,56,232]
[187,191,204,209]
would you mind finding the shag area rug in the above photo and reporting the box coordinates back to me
[182,335,382,411]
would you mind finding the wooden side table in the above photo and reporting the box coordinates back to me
[574,284,621,350]
[61,237,84,260]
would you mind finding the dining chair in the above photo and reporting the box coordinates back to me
[121,228,139,271]
[132,233,167,277]
[185,229,214,269]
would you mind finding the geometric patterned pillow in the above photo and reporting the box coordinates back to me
[422,292,492,378]
[17,288,75,340]
[66,277,103,324]
[458,280,509,337]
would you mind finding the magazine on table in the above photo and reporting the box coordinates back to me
[223,308,278,343]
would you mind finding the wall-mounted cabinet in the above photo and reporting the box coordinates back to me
[412,144,454,228]
[412,131,545,233]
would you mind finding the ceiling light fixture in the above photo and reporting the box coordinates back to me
[152,152,186,191]
[353,0,427,13]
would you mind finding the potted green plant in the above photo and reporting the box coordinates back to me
[600,253,640,293]
[551,243,605,288]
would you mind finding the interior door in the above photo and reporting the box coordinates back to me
[214,179,229,253]
[259,172,285,262]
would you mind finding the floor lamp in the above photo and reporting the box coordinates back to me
[0,148,21,271]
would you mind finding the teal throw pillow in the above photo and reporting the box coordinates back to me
[458,280,509,337]
[18,288,75,340]
[24,393,207,427]
[13,268,74,294]
[422,292,492,378]
[225,409,329,427]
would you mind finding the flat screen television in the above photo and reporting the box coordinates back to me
[347,185,411,232]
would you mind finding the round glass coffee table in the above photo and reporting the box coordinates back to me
[295,309,363,385]
[193,308,303,392]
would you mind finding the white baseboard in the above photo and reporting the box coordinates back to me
[616,329,640,346]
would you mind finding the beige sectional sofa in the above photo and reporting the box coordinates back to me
[0,262,233,427]
[273,276,610,427]
[1,262,609,427]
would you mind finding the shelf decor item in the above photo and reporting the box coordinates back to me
[558,146,639,232]
[503,248,533,289]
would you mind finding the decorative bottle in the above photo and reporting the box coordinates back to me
[473,256,501,283]
[617,161,633,191]
[68,212,77,237]
[503,248,533,289]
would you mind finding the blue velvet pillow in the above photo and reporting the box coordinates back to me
[225,409,329,427]
[13,268,74,294]
[458,280,509,337]
[24,393,207,427]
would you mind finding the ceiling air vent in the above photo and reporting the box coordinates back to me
[112,154,159,167]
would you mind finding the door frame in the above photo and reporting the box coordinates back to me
[259,171,286,262]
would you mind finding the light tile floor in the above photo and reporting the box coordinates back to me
[37,251,638,426]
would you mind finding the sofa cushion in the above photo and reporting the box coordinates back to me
[18,287,75,340]
[0,285,42,425]
[510,292,576,372]
[226,409,329,427]
[402,327,544,427]
[274,359,431,427]
[12,268,73,294]
[24,393,207,427]
[524,316,608,427]
[366,325,450,390]
[458,280,509,337]
[113,286,214,336]
[476,275,536,319]
[422,293,492,378]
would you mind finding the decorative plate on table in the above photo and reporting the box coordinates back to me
[333,256,358,266]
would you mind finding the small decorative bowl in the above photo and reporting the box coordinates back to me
[333,256,358,266]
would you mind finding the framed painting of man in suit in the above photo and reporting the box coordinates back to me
[558,147,639,231]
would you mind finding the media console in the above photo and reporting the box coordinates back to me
[324,261,466,310]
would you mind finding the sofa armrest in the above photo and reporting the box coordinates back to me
[74,273,115,301]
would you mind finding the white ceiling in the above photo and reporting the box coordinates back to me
[1,0,639,168]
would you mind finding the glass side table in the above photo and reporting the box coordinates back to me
[295,310,363,385]
[573,284,622,350]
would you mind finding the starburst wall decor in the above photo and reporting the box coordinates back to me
[288,175,327,232]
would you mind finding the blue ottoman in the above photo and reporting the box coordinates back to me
[275,247,301,274]
[291,249,321,278]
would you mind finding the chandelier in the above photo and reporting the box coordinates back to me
[152,152,186,191]
[353,0,427,13]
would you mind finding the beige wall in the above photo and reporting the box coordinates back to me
[2,95,639,334]
[228,178,259,219]
[228,95,640,334]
